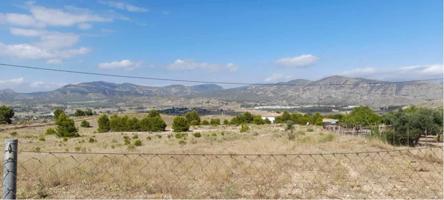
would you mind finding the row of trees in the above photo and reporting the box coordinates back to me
[275,111,323,125]
[97,110,167,133]
[229,112,271,125]
[74,109,95,117]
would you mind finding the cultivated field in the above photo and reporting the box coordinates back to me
[0,113,442,198]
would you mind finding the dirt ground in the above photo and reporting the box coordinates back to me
[0,114,442,199]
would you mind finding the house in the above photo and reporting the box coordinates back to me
[262,116,276,123]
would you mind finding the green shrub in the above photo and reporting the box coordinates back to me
[97,114,110,132]
[9,131,17,136]
[175,132,187,139]
[240,124,249,132]
[178,140,186,145]
[0,105,14,124]
[80,120,90,128]
[172,116,190,132]
[307,128,314,132]
[201,120,209,125]
[139,115,167,132]
[134,139,142,146]
[185,111,201,125]
[38,135,46,141]
[193,132,202,138]
[253,116,265,125]
[55,112,78,137]
[88,137,96,143]
[223,119,229,125]
[210,118,221,126]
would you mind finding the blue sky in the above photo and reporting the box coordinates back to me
[0,0,442,92]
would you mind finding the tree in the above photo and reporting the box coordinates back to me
[148,109,161,118]
[0,105,14,124]
[55,113,78,137]
[53,108,64,120]
[139,115,167,132]
[185,111,201,125]
[383,107,443,146]
[75,109,86,117]
[341,106,382,128]
[97,114,110,132]
[172,116,190,132]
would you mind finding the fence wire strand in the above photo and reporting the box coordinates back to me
[10,147,443,199]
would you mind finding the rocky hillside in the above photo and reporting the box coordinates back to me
[0,76,441,107]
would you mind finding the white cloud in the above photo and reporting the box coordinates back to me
[341,64,443,81]
[100,1,148,13]
[0,77,63,92]
[98,59,140,70]
[0,4,111,29]
[0,42,89,63]
[168,59,238,72]
[276,54,319,67]
[0,77,24,85]
[264,73,293,82]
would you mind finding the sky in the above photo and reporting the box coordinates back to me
[0,0,442,92]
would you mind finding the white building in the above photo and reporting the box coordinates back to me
[262,116,276,123]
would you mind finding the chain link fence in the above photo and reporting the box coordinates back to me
[9,146,442,199]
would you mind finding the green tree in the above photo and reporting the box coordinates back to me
[53,108,64,120]
[185,111,201,125]
[74,109,86,117]
[383,107,443,146]
[341,106,382,128]
[97,114,110,132]
[202,120,210,125]
[172,116,190,132]
[0,105,14,124]
[148,109,161,118]
[55,113,78,137]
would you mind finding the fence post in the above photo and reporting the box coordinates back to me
[3,139,17,199]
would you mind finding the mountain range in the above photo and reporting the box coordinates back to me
[0,75,442,108]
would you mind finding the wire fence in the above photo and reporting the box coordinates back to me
[11,147,443,199]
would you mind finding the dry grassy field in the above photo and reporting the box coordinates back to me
[0,113,442,198]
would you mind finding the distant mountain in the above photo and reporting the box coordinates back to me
[0,76,441,107]
[206,76,443,107]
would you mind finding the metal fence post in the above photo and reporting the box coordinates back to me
[3,139,17,199]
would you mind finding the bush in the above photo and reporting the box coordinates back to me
[97,114,110,132]
[134,139,142,146]
[210,118,220,126]
[45,128,56,135]
[55,112,78,137]
[175,132,187,139]
[9,131,17,136]
[0,105,14,124]
[53,108,64,120]
[88,137,96,143]
[185,111,200,125]
[172,116,190,132]
[80,120,90,128]
[201,120,209,125]
[253,116,265,125]
[240,124,249,132]
[223,119,229,125]
[193,132,202,138]
[139,115,167,132]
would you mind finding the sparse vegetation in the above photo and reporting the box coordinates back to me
[45,128,56,135]
[240,124,249,132]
